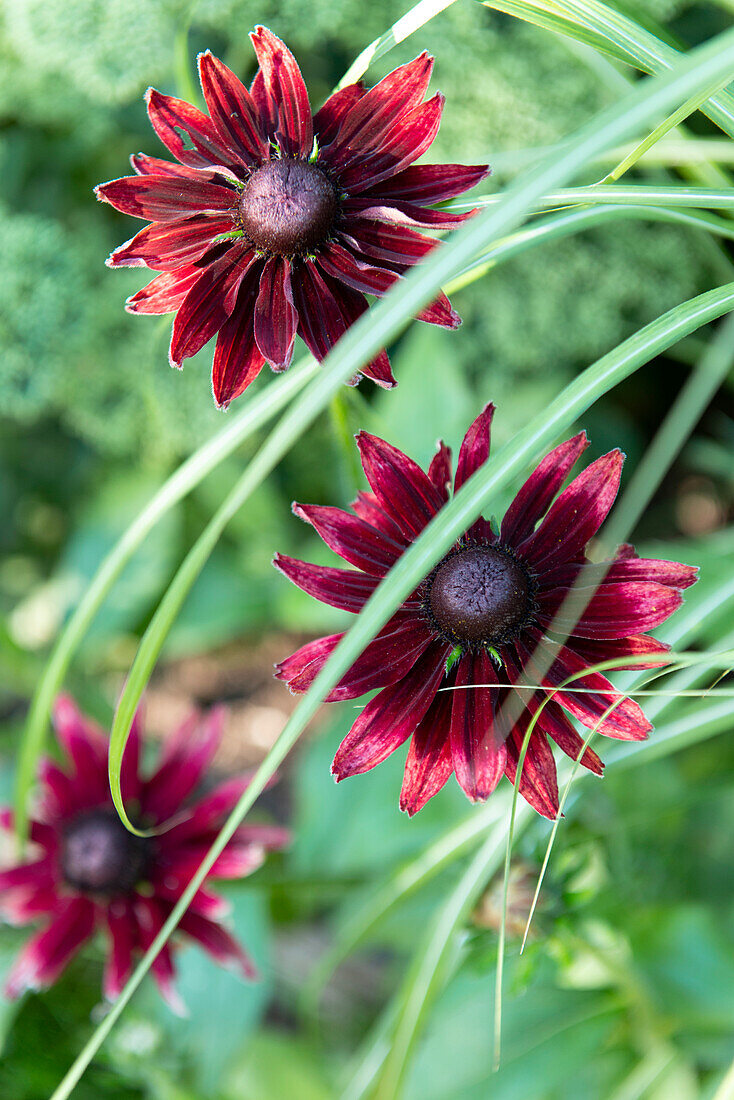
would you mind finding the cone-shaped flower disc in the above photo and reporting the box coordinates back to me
[275,407,697,818]
[0,697,288,1008]
[96,27,489,406]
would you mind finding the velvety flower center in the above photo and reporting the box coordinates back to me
[428,545,532,646]
[61,811,149,895]
[238,159,338,254]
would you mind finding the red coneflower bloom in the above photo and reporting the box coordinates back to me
[95,27,489,407]
[274,406,696,818]
[0,697,288,1009]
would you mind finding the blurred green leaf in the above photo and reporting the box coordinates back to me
[224,1031,334,1100]
[147,888,271,1093]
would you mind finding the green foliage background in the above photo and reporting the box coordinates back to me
[1,0,733,1097]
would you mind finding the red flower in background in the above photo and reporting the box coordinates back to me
[95,27,489,407]
[275,406,696,818]
[0,697,287,1009]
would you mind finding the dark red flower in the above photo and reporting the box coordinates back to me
[0,697,288,1009]
[95,27,489,407]
[274,407,697,818]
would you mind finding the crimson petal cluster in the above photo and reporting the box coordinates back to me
[0,697,288,1008]
[96,27,489,407]
[275,406,696,817]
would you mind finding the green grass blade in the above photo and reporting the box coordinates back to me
[601,75,734,182]
[13,357,317,845]
[448,184,734,212]
[447,205,734,296]
[337,0,461,88]
[482,0,734,138]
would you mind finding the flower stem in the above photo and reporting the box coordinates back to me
[174,24,199,107]
[330,390,363,495]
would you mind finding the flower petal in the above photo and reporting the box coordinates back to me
[568,633,670,671]
[341,220,437,268]
[323,53,433,169]
[169,245,256,367]
[292,261,393,386]
[313,82,366,145]
[504,720,559,819]
[107,214,234,270]
[332,643,448,779]
[292,502,404,575]
[288,615,435,702]
[0,883,61,925]
[104,899,135,1001]
[95,174,236,222]
[450,652,506,801]
[338,95,445,193]
[52,694,109,805]
[250,26,312,158]
[160,776,256,844]
[539,555,697,592]
[178,910,256,979]
[503,654,604,775]
[37,757,77,819]
[319,241,446,346]
[359,349,397,389]
[454,403,495,491]
[125,266,203,314]
[275,632,344,688]
[254,256,298,369]
[519,631,651,741]
[318,242,398,296]
[500,432,589,547]
[519,450,624,570]
[356,431,445,540]
[146,87,242,171]
[0,859,55,893]
[367,163,490,204]
[134,897,185,1014]
[537,581,683,638]
[418,290,461,329]
[291,258,356,358]
[273,554,380,612]
[211,265,266,407]
[4,897,95,998]
[131,152,218,179]
[141,708,225,823]
[400,691,454,815]
[198,51,269,165]
[605,554,698,590]
[350,491,408,543]
[428,442,452,502]
[0,811,58,854]
[344,196,471,229]
[536,700,604,775]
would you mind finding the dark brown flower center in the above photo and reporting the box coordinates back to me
[238,159,338,254]
[428,546,532,646]
[61,810,149,895]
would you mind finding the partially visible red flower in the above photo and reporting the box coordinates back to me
[95,27,489,407]
[274,406,697,818]
[0,697,288,1009]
